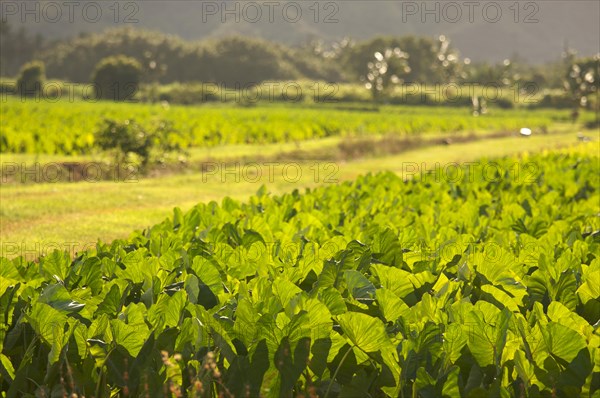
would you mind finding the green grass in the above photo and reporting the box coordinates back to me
[1,129,594,256]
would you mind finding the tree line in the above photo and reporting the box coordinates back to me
[0,23,581,89]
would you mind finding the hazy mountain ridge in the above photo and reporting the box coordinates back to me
[3,0,599,63]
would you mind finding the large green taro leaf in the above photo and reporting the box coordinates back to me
[337,312,389,353]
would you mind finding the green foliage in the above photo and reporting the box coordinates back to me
[361,47,410,102]
[42,28,329,86]
[205,36,301,88]
[0,78,16,94]
[1,99,571,155]
[94,118,186,167]
[16,60,45,97]
[1,146,598,396]
[32,27,567,89]
[92,55,143,101]
[563,55,600,122]
[0,21,46,77]
[343,36,460,84]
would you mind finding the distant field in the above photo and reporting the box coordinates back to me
[1,98,591,154]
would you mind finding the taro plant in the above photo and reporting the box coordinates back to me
[0,146,598,396]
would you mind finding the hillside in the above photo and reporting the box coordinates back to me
[3,0,599,63]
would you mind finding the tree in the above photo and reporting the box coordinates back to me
[433,35,462,83]
[361,48,410,103]
[0,21,45,77]
[343,36,446,84]
[563,55,599,123]
[92,55,143,101]
[207,36,299,87]
[16,61,45,97]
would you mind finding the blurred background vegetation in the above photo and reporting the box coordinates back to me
[0,22,592,86]
[1,23,598,110]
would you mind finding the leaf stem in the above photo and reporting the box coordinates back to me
[324,345,353,398]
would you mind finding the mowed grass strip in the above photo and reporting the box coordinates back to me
[1,130,596,257]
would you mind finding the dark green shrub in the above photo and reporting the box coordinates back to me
[152,83,219,104]
[92,55,142,101]
[0,79,16,94]
[387,93,432,106]
[534,94,580,109]
[16,61,45,97]
[493,97,514,109]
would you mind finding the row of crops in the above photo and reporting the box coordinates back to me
[1,144,599,397]
[0,98,584,155]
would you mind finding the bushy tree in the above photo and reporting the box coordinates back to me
[16,60,45,97]
[204,36,300,87]
[42,28,183,83]
[342,36,450,84]
[40,28,323,86]
[361,48,410,102]
[563,55,599,122]
[94,119,187,168]
[433,35,462,83]
[92,55,143,101]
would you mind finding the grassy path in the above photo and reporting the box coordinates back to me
[1,130,596,259]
